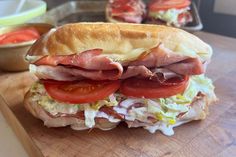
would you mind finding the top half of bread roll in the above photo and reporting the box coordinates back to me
[27,22,212,63]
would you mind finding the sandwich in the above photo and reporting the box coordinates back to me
[147,0,193,27]
[24,23,216,136]
[106,0,146,23]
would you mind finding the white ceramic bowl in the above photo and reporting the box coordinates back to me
[0,23,54,72]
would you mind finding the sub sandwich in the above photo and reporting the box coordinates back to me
[106,0,146,23]
[24,23,216,136]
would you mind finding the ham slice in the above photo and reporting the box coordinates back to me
[166,58,204,75]
[121,66,182,82]
[31,65,123,81]
[32,44,204,81]
[127,44,204,75]
[34,49,123,71]
[150,68,183,85]
[127,44,189,67]
[151,68,181,80]
[121,65,153,79]
[32,49,123,80]
[31,64,180,81]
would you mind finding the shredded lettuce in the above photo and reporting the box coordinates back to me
[191,75,216,99]
[150,10,178,24]
[83,95,119,128]
[31,75,215,128]
[128,107,147,121]
[147,100,179,125]
[165,103,189,112]
[90,94,118,110]
[30,82,119,116]
[165,75,216,106]
[124,75,215,125]
[149,7,189,26]
[36,95,80,116]
[84,105,97,128]
[31,83,80,116]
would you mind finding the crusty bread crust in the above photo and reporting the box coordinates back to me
[24,91,38,118]
[27,23,212,62]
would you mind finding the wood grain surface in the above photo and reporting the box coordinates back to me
[0,32,236,157]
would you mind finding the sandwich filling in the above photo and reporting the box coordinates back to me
[29,71,215,135]
[27,41,216,136]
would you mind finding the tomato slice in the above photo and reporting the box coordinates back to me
[43,80,121,104]
[0,28,40,45]
[149,0,191,11]
[110,0,143,15]
[120,76,189,98]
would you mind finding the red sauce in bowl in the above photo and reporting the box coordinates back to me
[0,27,40,45]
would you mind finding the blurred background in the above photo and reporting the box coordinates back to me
[0,0,236,37]
[1,0,235,37]
[42,0,236,38]
[198,0,236,38]
[1,0,235,72]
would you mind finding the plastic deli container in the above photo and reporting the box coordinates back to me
[0,0,46,26]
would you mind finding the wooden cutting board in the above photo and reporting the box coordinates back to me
[0,32,236,157]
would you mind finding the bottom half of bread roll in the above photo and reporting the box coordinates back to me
[24,75,216,136]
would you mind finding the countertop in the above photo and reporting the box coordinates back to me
[0,31,236,157]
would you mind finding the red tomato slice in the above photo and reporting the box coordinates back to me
[0,28,40,45]
[149,0,191,11]
[43,80,121,104]
[120,76,189,98]
[110,0,140,15]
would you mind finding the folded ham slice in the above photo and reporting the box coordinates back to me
[31,65,123,81]
[166,58,204,75]
[34,49,123,70]
[32,49,123,80]
[126,44,189,67]
[31,64,176,81]
[121,65,153,79]
[126,44,204,75]
[31,44,205,81]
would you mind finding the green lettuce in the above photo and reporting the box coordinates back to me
[31,82,119,116]
[144,75,215,125]
[149,9,182,25]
